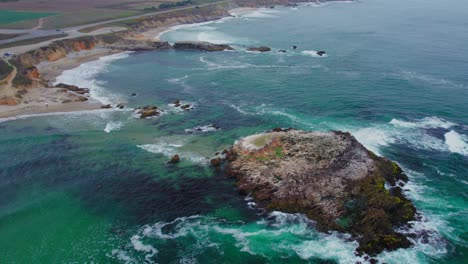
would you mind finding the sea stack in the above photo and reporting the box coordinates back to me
[224,130,416,255]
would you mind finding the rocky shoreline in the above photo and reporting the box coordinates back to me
[0,0,339,117]
[217,129,417,256]
[0,1,281,116]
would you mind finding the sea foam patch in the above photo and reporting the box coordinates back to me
[116,213,368,264]
[302,50,328,58]
[444,130,468,155]
[104,121,124,133]
[54,52,132,105]
[137,137,207,163]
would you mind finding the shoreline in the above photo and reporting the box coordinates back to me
[0,5,262,120]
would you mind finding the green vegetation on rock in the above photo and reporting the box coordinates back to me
[0,60,13,80]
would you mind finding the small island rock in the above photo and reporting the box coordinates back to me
[223,130,416,256]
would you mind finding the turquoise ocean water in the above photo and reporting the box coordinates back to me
[0,0,467,263]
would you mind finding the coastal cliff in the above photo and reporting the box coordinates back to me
[223,130,416,255]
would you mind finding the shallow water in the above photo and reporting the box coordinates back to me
[0,0,467,263]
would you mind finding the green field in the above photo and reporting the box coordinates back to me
[0,10,57,25]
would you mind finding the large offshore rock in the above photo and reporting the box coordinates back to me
[173,41,234,51]
[225,130,416,255]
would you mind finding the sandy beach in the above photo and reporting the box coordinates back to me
[0,48,120,119]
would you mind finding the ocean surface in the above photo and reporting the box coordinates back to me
[1,0,467,263]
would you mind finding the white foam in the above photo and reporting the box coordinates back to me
[396,71,465,89]
[199,56,314,71]
[185,124,220,134]
[351,116,463,155]
[167,75,195,92]
[109,249,134,264]
[390,116,455,129]
[54,52,132,105]
[0,108,125,124]
[228,104,461,156]
[302,50,328,58]
[124,212,367,263]
[157,17,237,44]
[239,9,279,19]
[444,130,468,155]
[104,121,124,133]
[121,204,451,263]
[292,233,362,264]
[137,140,207,164]
[352,127,395,155]
[130,235,158,263]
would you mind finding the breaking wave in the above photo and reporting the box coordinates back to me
[302,50,328,57]
[239,9,279,19]
[137,137,207,163]
[230,104,466,157]
[104,121,124,133]
[110,207,447,264]
[54,52,132,105]
[444,130,468,155]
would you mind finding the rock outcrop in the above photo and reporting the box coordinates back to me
[316,51,326,56]
[135,105,163,118]
[107,39,171,51]
[173,41,234,52]
[168,154,180,164]
[0,96,19,106]
[224,130,416,255]
[247,46,271,52]
[54,83,90,94]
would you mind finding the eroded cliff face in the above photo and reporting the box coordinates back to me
[224,130,416,256]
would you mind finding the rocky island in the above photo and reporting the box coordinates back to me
[223,129,416,255]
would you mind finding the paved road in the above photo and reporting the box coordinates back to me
[0,1,229,46]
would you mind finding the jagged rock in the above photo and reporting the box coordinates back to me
[185,124,220,134]
[74,96,88,102]
[223,130,416,256]
[135,105,162,118]
[180,104,191,110]
[210,157,222,167]
[55,83,89,94]
[270,127,294,132]
[168,154,180,164]
[108,40,172,51]
[140,109,157,118]
[317,51,326,56]
[116,103,125,109]
[247,46,271,52]
[173,41,234,52]
[0,96,19,106]
[101,104,112,109]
